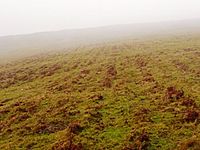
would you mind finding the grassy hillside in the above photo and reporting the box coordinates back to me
[0,36,200,150]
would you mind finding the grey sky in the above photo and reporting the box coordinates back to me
[0,0,200,36]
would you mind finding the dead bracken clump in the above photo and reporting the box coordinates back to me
[102,77,112,88]
[51,122,83,150]
[52,141,83,150]
[68,121,83,134]
[124,129,150,150]
[181,98,197,107]
[134,108,152,123]
[183,109,199,123]
[165,86,184,100]
[0,109,10,115]
[137,132,150,149]
[179,137,200,150]
[80,69,90,75]
[33,119,67,134]
[54,84,67,91]
[51,131,83,150]
[101,64,117,88]
[12,101,38,114]
[134,108,150,116]
[173,60,189,72]
[142,72,155,82]
[17,114,30,122]
[78,69,90,78]
[106,65,117,78]
[40,63,62,77]
[90,94,104,101]
[135,55,148,69]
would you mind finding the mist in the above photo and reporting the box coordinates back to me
[1,0,200,63]
[0,0,200,36]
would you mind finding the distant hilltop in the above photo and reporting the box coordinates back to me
[0,18,200,62]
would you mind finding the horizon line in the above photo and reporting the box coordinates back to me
[0,17,200,38]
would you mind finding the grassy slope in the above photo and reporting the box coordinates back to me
[0,36,200,150]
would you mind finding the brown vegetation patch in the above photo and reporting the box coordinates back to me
[40,63,62,77]
[52,132,83,150]
[51,123,83,150]
[165,86,184,100]
[9,112,30,124]
[84,105,103,124]
[71,63,79,70]
[0,122,7,132]
[134,108,151,122]
[0,68,37,89]
[77,69,90,78]
[183,48,197,52]
[181,98,197,108]
[0,63,61,89]
[135,55,148,69]
[89,94,104,101]
[142,72,155,82]
[55,99,69,108]
[194,51,200,57]
[0,109,10,115]
[13,101,38,114]
[33,119,67,134]
[183,109,199,123]
[26,142,37,150]
[80,69,90,75]
[106,65,117,78]
[149,82,163,94]
[0,71,15,81]
[179,137,200,150]
[124,129,150,150]
[0,78,16,89]
[101,64,118,88]
[52,142,83,150]
[17,114,30,122]
[102,77,112,88]
[86,104,104,111]
[173,60,189,72]
[12,101,23,107]
[135,108,150,116]
[68,121,83,134]
[3,113,30,128]
[51,84,68,91]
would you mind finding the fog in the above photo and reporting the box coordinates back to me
[0,0,200,36]
[1,0,200,63]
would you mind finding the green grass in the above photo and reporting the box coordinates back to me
[0,36,200,149]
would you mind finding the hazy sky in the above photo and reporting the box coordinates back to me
[0,0,200,36]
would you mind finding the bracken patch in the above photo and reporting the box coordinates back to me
[183,109,199,123]
[179,137,200,150]
[165,86,184,100]
[124,129,150,150]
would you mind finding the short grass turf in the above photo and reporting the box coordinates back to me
[0,36,200,150]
